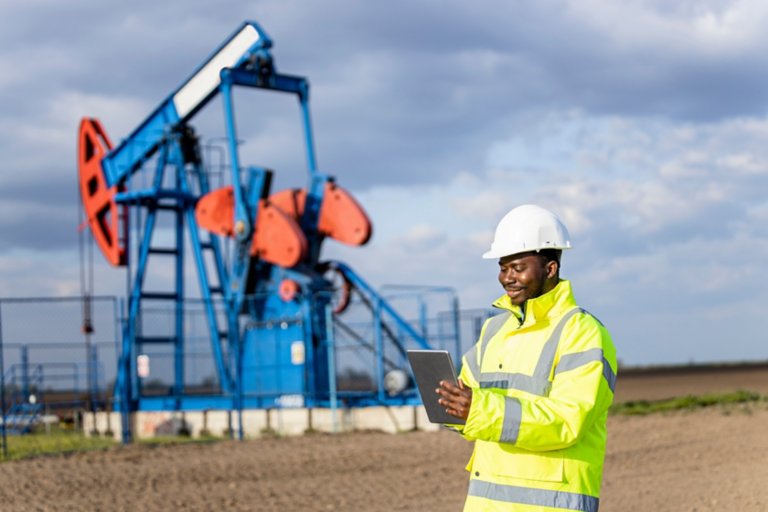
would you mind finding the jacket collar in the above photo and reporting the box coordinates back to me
[492,279,577,328]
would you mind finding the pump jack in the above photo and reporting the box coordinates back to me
[78,21,457,440]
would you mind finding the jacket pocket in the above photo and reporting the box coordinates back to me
[475,442,565,483]
[502,452,565,482]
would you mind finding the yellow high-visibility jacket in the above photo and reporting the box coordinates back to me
[457,280,617,512]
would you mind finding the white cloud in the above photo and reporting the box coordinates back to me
[568,0,768,56]
[324,106,768,364]
[449,189,509,222]
[4,0,768,367]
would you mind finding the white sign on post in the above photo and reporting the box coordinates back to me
[137,354,150,378]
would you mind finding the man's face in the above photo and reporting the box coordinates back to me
[497,252,558,306]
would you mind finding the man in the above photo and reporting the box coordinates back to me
[437,204,617,512]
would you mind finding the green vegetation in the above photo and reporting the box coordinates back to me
[1,391,765,461]
[137,433,224,446]
[610,390,765,416]
[0,427,230,462]
[0,426,117,461]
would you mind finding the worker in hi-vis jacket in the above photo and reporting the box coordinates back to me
[437,204,617,512]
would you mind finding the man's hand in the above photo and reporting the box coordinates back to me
[436,379,472,421]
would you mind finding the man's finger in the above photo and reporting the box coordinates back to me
[439,380,458,391]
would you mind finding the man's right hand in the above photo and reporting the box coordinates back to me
[436,379,472,421]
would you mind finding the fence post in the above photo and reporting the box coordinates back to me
[237,326,244,441]
[89,344,99,436]
[21,345,29,403]
[90,344,99,409]
[374,296,385,402]
[452,296,461,366]
[324,303,338,433]
[119,299,133,444]
[0,302,7,459]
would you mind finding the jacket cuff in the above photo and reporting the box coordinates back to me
[463,388,515,443]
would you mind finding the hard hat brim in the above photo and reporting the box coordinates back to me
[481,248,505,259]
[481,245,571,260]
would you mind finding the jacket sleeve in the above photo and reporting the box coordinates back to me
[460,314,617,451]
[445,318,497,435]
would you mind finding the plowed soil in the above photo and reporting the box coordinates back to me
[0,365,766,511]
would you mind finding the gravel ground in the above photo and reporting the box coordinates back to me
[0,366,766,511]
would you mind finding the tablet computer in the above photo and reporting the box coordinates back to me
[407,349,466,425]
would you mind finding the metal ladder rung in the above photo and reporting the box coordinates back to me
[154,203,182,211]
[136,336,178,344]
[141,292,178,301]
[148,247,179,255]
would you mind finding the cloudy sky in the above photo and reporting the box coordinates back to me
[2,0,768,366]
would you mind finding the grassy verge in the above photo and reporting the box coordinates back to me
[0,426,117,461]
[2,392,765,461]
[0,428,230,462]
[137,434,225,446]
[610,389,765,416]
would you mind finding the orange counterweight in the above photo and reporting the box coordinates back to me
[269,182,372,246]
[195,186,308,268]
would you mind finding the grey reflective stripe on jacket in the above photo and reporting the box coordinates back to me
[468,479,599,512]
[462,311,511,384]
[554,347,617,393]
[500,396,522,443]
[463,307,614,396]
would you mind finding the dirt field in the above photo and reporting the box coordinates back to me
[0,365,767,511]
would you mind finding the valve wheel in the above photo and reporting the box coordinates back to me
[320,263,352,314]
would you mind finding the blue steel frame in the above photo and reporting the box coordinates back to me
[96,21,459,442]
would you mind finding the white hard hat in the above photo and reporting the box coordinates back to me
[482,204,572,259]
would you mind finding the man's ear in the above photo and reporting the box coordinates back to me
[545,259,559,279]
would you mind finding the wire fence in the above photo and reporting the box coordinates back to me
[0,292,495,456]
[0,296,121,458]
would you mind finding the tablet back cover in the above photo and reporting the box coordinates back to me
[407,349,466,425]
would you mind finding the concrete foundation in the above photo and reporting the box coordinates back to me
[83,406,440,442]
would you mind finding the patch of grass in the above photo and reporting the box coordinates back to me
[1,427,231,461]
[610,389,764,416]
[138,433,224,447]
[0,426,117,461]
